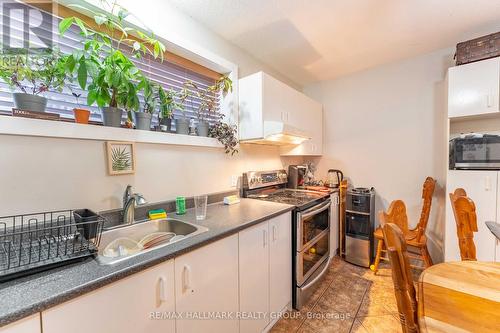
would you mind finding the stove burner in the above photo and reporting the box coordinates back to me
[250,189,325,207]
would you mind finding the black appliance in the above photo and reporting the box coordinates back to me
[242,170,331,310]
[344,187,375,267]
[288,165,307,189]
[449,134,500,170]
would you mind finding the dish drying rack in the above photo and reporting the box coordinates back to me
[0,209,104,282]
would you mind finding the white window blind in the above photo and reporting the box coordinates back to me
[0,3,220,126]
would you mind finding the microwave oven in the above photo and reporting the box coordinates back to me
[449,134,500,170]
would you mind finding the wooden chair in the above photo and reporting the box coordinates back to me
[372,177,436,274]
[449,188,478,261]
[383,223,420,333]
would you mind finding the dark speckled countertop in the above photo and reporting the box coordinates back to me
[0,199,293,327]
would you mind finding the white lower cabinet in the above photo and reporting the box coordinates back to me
[0,314,40,333]
[239,212,292,333]
[239,222,270,333]
[42,260,176,333]
[269,213,292,316]
[175,234,239,333]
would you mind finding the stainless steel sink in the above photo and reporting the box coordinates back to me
[96,218,208,265]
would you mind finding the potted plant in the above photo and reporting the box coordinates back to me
[0,49,66,112]
[71,91,91,124]
[174,86,191,135]
[158,87,180,132]
[183,75,232,137]
[209,116,239,155]
[59,0,165,127]
[134,76,155,130]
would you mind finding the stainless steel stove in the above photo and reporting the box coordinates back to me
[242,170,332,310]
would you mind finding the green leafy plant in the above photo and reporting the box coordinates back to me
[158,86,182,119]
[0,49,66,95]
[183,75,232,122]
[209,119,238,155]
[58,0,165,111]
[111,146,131,171]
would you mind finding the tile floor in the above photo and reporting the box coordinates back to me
[270,256,419,333]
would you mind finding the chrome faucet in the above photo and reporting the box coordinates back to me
[122,185,148,225]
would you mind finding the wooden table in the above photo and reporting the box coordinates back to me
[418,261,500,333]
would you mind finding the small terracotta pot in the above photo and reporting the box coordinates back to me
[73,108,90,124]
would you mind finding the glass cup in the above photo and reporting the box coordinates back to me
[194,195,208,220]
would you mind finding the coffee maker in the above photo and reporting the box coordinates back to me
[288,165,307,189]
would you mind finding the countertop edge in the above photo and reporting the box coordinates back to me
[0,204,294,327]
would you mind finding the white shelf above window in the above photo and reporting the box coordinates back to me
[0,116,223,148]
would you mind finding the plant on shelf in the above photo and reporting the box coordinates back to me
[173,85,192,135]
[209,118,238,155]
[158,86,181,132]
[58,0,165,127]
[133,75,157,131]
[71,90,91,124]
[0,49,66,112]
[182,75,232,137]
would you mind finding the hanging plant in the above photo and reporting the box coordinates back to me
[209,120,238,155]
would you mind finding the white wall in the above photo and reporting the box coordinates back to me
[304,48,454,262]
[0,1,302,215]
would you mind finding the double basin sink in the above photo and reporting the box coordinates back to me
[96,218,208,265]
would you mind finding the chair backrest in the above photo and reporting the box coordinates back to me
[383,223,419,333]
[449,188,478,261]
[415,177,436,242]
[379,200,410,235]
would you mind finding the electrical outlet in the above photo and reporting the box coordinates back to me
[231,175,238,187]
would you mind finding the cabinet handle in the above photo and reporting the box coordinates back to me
[263,229,267,247]
[484,176,491,191]
[486,94,493,108]
[159,277,167,303]
[272,225,277,242]
[182,265,191,293]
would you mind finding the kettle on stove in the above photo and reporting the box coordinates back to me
[327,169,343,188]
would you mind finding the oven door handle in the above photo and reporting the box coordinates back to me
[299,199,331,220]
[301,256,332,291]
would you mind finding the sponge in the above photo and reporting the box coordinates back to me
[148,209,167,220]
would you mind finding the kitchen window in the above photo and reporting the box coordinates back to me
[0,2,224,127]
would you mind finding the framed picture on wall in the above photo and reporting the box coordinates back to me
[106,141,136,175]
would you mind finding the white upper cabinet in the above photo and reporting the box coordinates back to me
[43,260,176,333]
[175,235,239,333]
[448,57,500,118]
[239,71,323,155]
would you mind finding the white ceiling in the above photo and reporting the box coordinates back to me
[166,0,500,85]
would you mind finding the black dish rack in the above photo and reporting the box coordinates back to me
[0,209,104,282]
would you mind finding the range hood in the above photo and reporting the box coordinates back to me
[241,121,311,146]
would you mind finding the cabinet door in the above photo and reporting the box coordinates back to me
[448,57,500,118]
[330,192,340,257]
[446,170,497,261]
[0,314,40,333]
[262,72,297,125]
[43,260,175,333]
[269,212,292,315]
[175,235,239,333]
[239,222,270,333]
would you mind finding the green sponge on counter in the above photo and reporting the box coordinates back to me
[148,209,167,220]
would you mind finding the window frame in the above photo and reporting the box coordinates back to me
[0,1,239,148]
